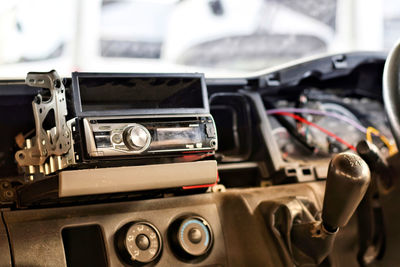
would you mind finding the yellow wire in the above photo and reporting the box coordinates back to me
[366,126,397,156]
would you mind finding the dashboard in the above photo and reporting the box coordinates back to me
[0,51,399,267]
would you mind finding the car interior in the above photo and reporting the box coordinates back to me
[2,1,400,267]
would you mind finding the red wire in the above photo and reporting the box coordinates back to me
[275,112,357,151]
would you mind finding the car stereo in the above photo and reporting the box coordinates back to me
[14,70,218,198]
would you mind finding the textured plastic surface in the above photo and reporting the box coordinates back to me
[0,215,12,267]
[4,196,226,267]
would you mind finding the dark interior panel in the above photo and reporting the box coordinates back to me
[3,195,227,266]
[62,225,108,267]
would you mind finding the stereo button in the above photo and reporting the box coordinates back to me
[205,124,216,138]
[111,133,123,144]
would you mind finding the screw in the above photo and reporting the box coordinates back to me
[34,96,41,104]
[4,190,14,199]
[54,79,61,88]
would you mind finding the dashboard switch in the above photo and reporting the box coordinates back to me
[169,216,213,260]
[188,228,202,244]
[116,222,162,264]
[136,234,150,250]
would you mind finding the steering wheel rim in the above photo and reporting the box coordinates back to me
[383,40,400,150]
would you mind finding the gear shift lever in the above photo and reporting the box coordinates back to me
[322,152,371,232]
[285,152,371,265]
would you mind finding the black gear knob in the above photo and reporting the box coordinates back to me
[322,152,371,232]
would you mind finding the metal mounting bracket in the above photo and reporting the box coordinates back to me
[15,70,74,178]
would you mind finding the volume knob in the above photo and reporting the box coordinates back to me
[123,124,151,152]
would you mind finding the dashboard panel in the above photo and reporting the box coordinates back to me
[3,182,329,267]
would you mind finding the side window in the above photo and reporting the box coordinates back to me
[0,0,72,64]
[384,0,400,50]
[100,0,174,59]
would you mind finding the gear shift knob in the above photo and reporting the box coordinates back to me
[322,152,371,232]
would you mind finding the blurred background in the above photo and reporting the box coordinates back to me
[0,0,399,77]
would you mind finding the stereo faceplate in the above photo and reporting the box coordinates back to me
[83,115,218,158]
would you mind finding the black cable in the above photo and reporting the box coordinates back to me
[264,99,316,152]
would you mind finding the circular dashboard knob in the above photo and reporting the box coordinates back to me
[123,124,151,152]
[169,216,213,260]
[116,222,162,264]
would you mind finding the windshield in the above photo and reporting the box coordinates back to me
[0,0,399,77]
